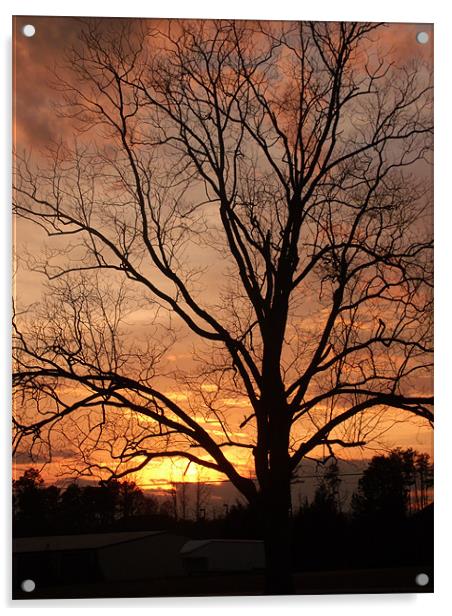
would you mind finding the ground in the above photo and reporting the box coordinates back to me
[13,565,433,599]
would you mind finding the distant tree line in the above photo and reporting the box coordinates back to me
[218,447,433,571]
[13,470,161,536]
[290,448,433,571]
[13,448,432,571]
[12,469,218,537]
[351,448,433,518]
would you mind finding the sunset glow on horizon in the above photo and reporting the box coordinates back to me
[13,16,433,493]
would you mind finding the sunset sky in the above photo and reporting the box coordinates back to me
[12,16,434,490]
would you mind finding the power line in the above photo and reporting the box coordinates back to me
[293,472,364,480]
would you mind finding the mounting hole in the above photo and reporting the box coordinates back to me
[415,572,429,587]
[20,579,36,592]
[416,32,429,45]
[22,24,36,38]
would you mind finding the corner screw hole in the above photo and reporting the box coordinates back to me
[22,24,36,38]
[415,572,429,587]
[416,32,429,44]
[20,579,36,592]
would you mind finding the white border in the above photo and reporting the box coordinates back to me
[2,1,451,615]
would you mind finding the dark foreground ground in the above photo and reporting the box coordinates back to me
[13,565,433,599]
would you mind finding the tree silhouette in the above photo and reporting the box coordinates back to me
[117,480,149,518]
[13,20,433,593]
[13,468,60,534]
[351,448,432,520]
[350,448,433,569]
[194,470,211,522]
[59,482,85,531]
[413,452,434,510]
[291,461,346,571]
[312,460,342,515]
[13,468,159,535]
[13,468,44,522]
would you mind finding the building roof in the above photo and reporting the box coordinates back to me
[180,539,264,555]
[13,530,165,553]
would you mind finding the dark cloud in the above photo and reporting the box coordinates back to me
[14,447,77,465]
[13,18,433,152]
[14,17,85,148]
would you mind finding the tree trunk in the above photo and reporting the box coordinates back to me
[264,486,294,595]
[259,312,294,594]
[262,483,294,594]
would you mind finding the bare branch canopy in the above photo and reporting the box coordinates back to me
[13,18,433,592]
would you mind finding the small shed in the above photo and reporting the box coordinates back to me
[13,530,187,587]
[180,539,265,574]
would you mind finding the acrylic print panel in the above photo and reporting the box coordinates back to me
[12,16,433,599]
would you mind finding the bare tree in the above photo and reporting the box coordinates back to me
[196,477,211,523]
[175,480,190,521]
[13,19,433,593]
